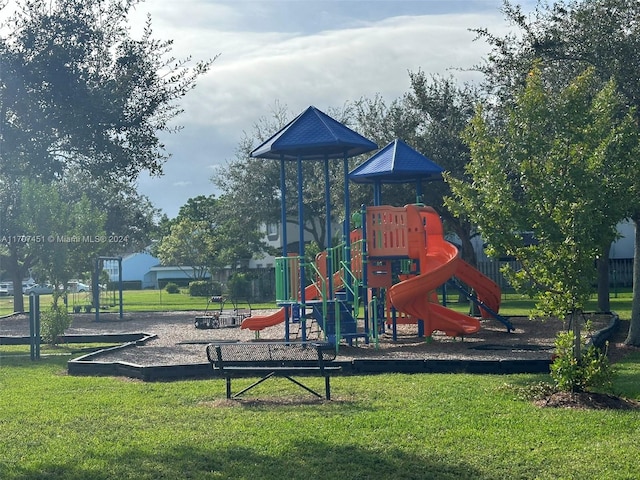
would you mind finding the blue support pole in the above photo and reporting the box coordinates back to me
[324,154,333,299]
[280,155,287,258]
[338,151,352,349]
[279,155,292,341]
[374,180,382,206]
[391,306,398,342]
[297,155,307,341]
[343,152,351,303]
[284,304,290,342]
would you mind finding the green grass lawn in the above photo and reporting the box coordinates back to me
[2,288,635,319]
[0,352,639,479]
[2,290,640,478]
[0,289,269,317]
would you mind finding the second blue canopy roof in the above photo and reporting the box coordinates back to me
[349,138,443,183]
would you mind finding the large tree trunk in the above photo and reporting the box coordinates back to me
[596,243,611,313]
[8,248,25,313]
[626,217,640,346]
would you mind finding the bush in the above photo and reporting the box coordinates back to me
[227,273,251,301]
[550,330,615,393]
[158,279,191,289]
[189,280,223,297]
[108,280,142,290]
[41,303,72,345]
[165,282,180,294]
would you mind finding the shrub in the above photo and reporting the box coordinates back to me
[159,279,190,288]
[108,280,142,290]
[165,282,180,294]
[227,273,251,301]
[550,330,615,393]
[189,280,223,297]
[40,303,72,345]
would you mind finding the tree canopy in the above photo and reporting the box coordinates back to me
[0,0,212,310]
[449,65,639,317]
[474,0,640,343]
[154,194,270,281]
[0,0,213,180]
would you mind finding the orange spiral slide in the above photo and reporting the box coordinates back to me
[387,205,499,337]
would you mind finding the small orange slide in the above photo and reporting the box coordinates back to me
[240,283,320,331]
[241,271,344,332]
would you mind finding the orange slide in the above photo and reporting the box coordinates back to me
[454,258,501,318]
[240,283,320,331]
[241,270,344,332]
[387,205,496,337]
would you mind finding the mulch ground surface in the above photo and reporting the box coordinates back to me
[3,309,639,410]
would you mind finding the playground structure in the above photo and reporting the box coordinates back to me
[240,106,512,348]
[93,256,124,321]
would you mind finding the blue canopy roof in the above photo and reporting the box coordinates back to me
[251,106,377,160]
[349,139,443,184]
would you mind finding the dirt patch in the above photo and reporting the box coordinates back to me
[535,391,640,410]
[602,324,640,364]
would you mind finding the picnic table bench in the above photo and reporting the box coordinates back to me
[206,341,340,400]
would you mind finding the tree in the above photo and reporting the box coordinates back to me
[176,195,217,223]
[0,0,211,308]
[0,170,158,311]
[352,74,483,266]
[62,171,160,251]
[51,171,160,256]
[0,0,213,180]
[154,194,269,281]
[155,218,218,281]
[351,93,421,209]
[448,66,638,321]
[475,0,640,345]
[0,178,107,311]
[211,195,272,271]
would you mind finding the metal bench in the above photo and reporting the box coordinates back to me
[206,342,340,400]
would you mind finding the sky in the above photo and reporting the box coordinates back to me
[125,0,536,218]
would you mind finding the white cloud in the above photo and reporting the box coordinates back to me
[184,12,505,131]
[142,7,514,216]
[6,0,525,218]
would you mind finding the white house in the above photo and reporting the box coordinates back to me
[145,265,211,288]
[249,219,343,269]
